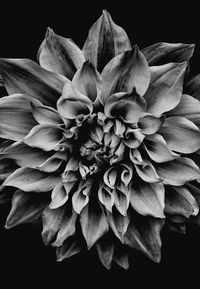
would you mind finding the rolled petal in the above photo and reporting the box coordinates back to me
[165,186,199,218]
[80,201,109,249]
[57,80,93,119]
[98,185,115,212]
[121,164,133,187]
[114,185,130,216]
[130,182,165,218]
[49,182,75,209]
[30,100,63,125]
[0,94,37,141]
[42,206,65,245]
[144,134,179,163]
[0,142,52,169]
[52,206,77,247]
[129,149,143,165]
[24,124,64,151]
[156,157,200,185]
[38,28,85,79]
[135,161,161,183]
[96,235,114,269]
[142,42,195,65]
[56,237,81,261]
[100,46,150,104]
[72,181,92,214]
[72,61,102,102]
[5,190,48,229]
[159,116,200,153]
[124,216,164,263]
[107,210,130,242]
[123,128,145,148]
[0,58,67,107]
[167,94,200,126]
[3,167,60,192]
[103,167,117,189]
[139,114,165,135]
[104,89,146,124]
[144,62,187,115]
[82,10,131,72]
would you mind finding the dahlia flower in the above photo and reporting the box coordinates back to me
[1,10,200,270]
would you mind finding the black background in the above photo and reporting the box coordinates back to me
[0,2,200,287]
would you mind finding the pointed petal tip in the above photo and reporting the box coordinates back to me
[45,27,55,38]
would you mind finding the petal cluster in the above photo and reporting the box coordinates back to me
[0,10,200,270]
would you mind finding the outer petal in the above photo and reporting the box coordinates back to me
[72,181,92,214]
[57,80,93,119]
[130,182,165,218]
[56,237,81,261]
[107,210,130,242]
[72,61,102,102]
[49,182,75,209]
[142,42,195,65]
[0,58,67,107]
[5,190,48,229]
[139,114,165,135]
[96,236,115,269]
[98,185,115,212]
[156,157,200,185]
[0,94,37,141]
[144,62,187,115]
[3,167,60,192]
[124,215,164,263]
[80,201,109,249]
[185,73,200,100]
[159,116,200,153]
[38,28,85,79]
[24,124,64,151]
[100,46,150,104]
[82,10,131,72]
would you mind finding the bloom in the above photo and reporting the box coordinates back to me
[0,10,200,270]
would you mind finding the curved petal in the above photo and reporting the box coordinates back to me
[57,80,93,119]
[103,167,117,189]
[72,61,102,102]
[129,149,143,165]
[0,94,37,141]
[96,236,115,269]
[80,201,109,249]
[142,42,195,65]
[156,157,200,185]
[144,62,187,115]
[107,210,130,242]
[130,182,165,218]
[72,181,92,214]
[185,73,200,100]
[139,114,165,135]
[5,190,48,229]
[167,94,200,126]
[0,58,67,107]
[114,185,130,216]
[135,161,161,183]
[104,89,146,123]
[144,134,179,163]
[49,182,75,209]
[120,164,133,187]
[56,238,81,261]
[24,124,64,151]
[159,116,200,153]
[165,186,199,218]
[3,167,60,192]
[38,28,85,79]
[98,185,115,212]
[82,10,131,72]
[123,128,145,148]
[100,46,150,104]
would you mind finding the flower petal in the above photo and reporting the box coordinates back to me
[37,152,66,172]
[135,161,161,183]
[103,167,117,189]
[3,167,60,192]
[49,182,75,209]
[142,42,195,65]
[185,73,200,100]
[72,61,102,102]
[114,184,130,216]
[144,134,179,163]
[72,181,92,214]
[139,114,165,135]
[120,164,133,187]
[130,182,165,218]
[5,190,48,229]
[124,215,164,263]
[159,116,200,153]
[0,94,37,141]
[56,237,81,261]
[82,10,131,72]
[167,94,200,126]
[57,80,93,119]
[123,128,145,148]
[80,201,109,249]
[100,46,150,104]
[0,58,67,107]
[98,185,115,212]
[107,210,130,242]
[24,124,64,151]
[38,28,85,79]
[96,234,114,270]
[165,186,199,218]
[113,249,129,270]
[104,89,146,123]
[144,62,187,115]
[156,157,200,185]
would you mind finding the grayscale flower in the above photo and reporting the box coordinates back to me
[0,10,200,269]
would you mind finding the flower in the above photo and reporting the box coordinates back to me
[0,10,200,270]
